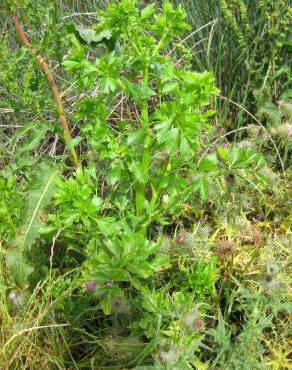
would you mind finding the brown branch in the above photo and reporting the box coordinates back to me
[11,14,79,168]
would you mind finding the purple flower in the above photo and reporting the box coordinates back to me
[85,280,96,291]
[288,125,292,136]
[221,143,228,148]
[8,291,17,301]
[8,291,24,307]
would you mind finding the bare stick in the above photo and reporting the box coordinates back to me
[11,15,79,168]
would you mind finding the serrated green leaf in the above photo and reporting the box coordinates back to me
[12,163,59,249]
[6,248,34,289]
[125,80,156,102]
[67,136,83,150]
[199,153,218,171]
[141,3,155,19]
[161,82,178,94]
[96,217,118,236]
[193,176,209,201]
[128,161,148,184]
[127,128,147,145]
[217,146,230,161]
[107,163,122,186]
[77,28,112,44]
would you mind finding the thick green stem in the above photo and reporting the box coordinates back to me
[135,66,150,217]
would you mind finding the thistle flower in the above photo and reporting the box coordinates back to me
[85,280,96,291]
[248,225,263,246]
[238,140,253,149]
[175,230,194,253]
[8,291,24,308]
[111,297,131,314]
[275,124,292,139]
[215,239,235,259]
[157,237,171,254]
[182,309,205,333]
[195,224,211,240]
[234,215,250,230]
[261,275,280,290]
[159,346,178,364]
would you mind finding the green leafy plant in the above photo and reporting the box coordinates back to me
[0,1,290,369]
[6,162,59,288]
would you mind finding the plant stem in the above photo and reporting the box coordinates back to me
[136,66,150,217]
[11,15,79,168]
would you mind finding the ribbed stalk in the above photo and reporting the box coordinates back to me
[135,66,150,217]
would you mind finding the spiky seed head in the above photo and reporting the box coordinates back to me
[111,297,131,314]
[182,309,205,333]
[195,224,211,240]
[259,166,278,182]
[248,225,263,245]
[157,237,171,254]
[159,346,178,364]
[274,124,292,140]
[234,215,250,230]
[238,140,253,149]
[261,276,280,290]
[216,240,235,259]
[175,230,194,253]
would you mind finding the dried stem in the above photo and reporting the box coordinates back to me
[11,15,79,168]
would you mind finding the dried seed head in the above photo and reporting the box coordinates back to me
[259,166,278,182]
[234,215,250,230]
[224,171,236,184]
[261,276,280,290]
[248,225,263,246]
[182,309,205,333]
[159,346,178,364]
[8,291,24,308]
[195,224,211,240]
[111,297,131,314]
[238,140,253,149]
[157,237,171,254]
[215,240,235,259]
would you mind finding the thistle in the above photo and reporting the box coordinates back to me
[111,297,131,314]
[8,291,24,308]
[159,345,179,364]
[157,236,171,254]
[234,215,250,231]
[182,308,205,334]
[195,224,211,240]
[248,225,263,246]
[215,239,235,260]
[175,229,195,254]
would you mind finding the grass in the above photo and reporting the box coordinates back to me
[0,0,291,369]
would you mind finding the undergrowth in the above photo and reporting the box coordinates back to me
[0,0,291,369]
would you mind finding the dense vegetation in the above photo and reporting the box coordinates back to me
[0,0,291,369]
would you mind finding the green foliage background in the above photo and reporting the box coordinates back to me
[0,1,291,369]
